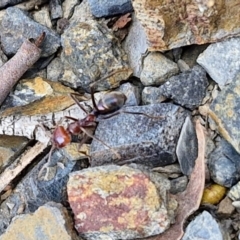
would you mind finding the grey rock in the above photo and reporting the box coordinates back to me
[0,150,76,235]
[47,57,64,81]
[87,0,133,17]
[228,181,240,201]
[160,65,209,110]
[0,0,24,8]
[140,52,179,86]
[49,0,63,19]
[142,87,166,105]
[208,73,240,153]
[0,47,8,67]
[62,0,79,19]
[122,14,148,77]
[182,211,224,240]
[61,20,131,91]
[90,103,189,167]
[176,116,198,176]
[209,139,240,187]
[118,82,140,106]
[0,7,60,57]
[177,59,190,72]
[32,6,52,29]
[170,176,188,194]
[197,37,240,88]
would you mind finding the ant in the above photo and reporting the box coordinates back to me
[38,71,163,180]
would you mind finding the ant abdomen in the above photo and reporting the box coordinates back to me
[52,126,71,148]
[97,91,127,113]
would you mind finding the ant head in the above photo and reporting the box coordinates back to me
[52,126,71,148]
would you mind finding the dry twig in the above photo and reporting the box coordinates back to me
[0,33,45,105]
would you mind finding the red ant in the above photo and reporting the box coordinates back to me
[38,74,163,180]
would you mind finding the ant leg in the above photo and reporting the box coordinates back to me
[70,93,89,114]
[100,110,165,120]
[38,145,55,181]
[79,126,121,159]
[90,86,100,112]
[65,116,78,121]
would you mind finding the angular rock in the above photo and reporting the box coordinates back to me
[197,37,240,88]
[142,87,166,105]
[140,52,179,86]
[61,20,132,91]
[32,6,52,29]
[217,197,235,218]
[176,116,198,176]
[90,103,189,167]
[62,0,79,19]
[123,14,148,77]
[118,82,140,106]
[87,0,133,17]
[0,47,8,67]
[0,149,77,235]
[160,65,209,110]
[132,0,240,51]
[209,139,240,187]
[0,202,80,240]
[182,211,224,240]
[67,164,176,239]
[208,73,240,153]
[0,135,29,170]
[47,57,64,81]
[49,0,63,19]
[170,176,188,194]
[228,181,240,201]
[0,7,60,57]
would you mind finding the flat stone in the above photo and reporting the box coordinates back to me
[87,0,133,17]
[132,0,240,51]
[176,116,198,176]
[142,87,166,105]
[0,7,60,57]
[159,65,209,110]
[0,202,80,240]
[67,164,176,239]
[90,103,189,167]
[140,52,179,86]
[208,73,240,153]
[170,176,188,194]
[61,20,132,91]
[209,139,240,187]
[182,211,224,240]
[197,37,240,88]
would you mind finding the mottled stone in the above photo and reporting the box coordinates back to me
[0,202,80,240]
[32,6,52,28]
[170,176,188,194]
[0,149,77,235]
[0,47,8,67]
[209,139,240,187]
[0,135,29,170]
[197,37,240,88]
[217,197,235,217]
[49,0,63,19]
[62,0,79,19]
[142,87,166,105]
[87,0,133,17]
[91,103,189,167]
[61,20,132,91]
[140,52,179,86]
[118,82,140,106]
[0,7,60,57]
[68,165,176,239]
[228,181,240,201]
[132,0,240,51]
[182,211,224,240]
[47,57,64,81]
[123,14,148,77]
[208,73,240,153]
[176,116,198,176]
[159,65,208,110]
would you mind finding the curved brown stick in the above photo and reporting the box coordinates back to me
[0,32,45,105]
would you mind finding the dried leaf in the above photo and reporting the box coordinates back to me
[148,120,205,240]
[112,13,131,31]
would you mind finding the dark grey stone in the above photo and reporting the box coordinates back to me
[142,87,166,105]
[0,149,76,235]
[90,103,189,167]
[182,211,224,240]
[176,116,198,175]
[159,65,209,110]
[170,176,188,194]
[87,0,133,17]
[118,82,140,106]
[0,7,60,57]
[209,139,240,187]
